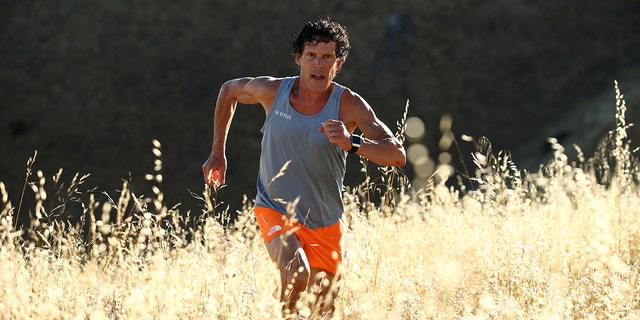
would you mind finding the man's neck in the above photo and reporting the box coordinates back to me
[290,78,333,115]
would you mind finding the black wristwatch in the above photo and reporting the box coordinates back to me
[348,134,361,153]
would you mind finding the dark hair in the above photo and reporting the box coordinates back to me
[290,17,350,61]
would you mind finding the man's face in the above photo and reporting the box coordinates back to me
[295,41,343,91]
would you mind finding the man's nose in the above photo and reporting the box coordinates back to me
[313,58,323,68]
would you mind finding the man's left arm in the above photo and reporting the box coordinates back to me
[338,90,407,167]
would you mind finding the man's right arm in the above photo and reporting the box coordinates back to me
[202,76,279,186]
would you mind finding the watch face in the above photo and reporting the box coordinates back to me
[352,134,361,147]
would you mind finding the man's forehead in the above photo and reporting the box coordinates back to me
[303,40,337,53]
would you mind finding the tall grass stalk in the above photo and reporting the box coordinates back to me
[15,150,37,229]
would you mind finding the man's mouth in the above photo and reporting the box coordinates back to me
[311,73,325,80]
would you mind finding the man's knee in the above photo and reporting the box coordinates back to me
[309,269,340,314]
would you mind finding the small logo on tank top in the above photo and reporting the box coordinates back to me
[275,110,292,120]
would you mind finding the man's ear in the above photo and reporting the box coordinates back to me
[295,53,301,66]
[336,58,344,71]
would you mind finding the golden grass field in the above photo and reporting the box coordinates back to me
[1,84,639,319]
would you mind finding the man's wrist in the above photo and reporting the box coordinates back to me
[348,134,361,153]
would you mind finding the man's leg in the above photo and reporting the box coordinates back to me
[265,231,310,317]
[309,268,340,318]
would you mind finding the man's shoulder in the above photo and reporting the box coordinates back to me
[338,86,369,110]
[338,86,375,128]
[247,76,284,89]
[243,76,287,99]
[242,76,295,109]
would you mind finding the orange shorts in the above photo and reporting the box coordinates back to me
[254,206,343,275]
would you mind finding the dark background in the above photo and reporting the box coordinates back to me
[2,0,639,217]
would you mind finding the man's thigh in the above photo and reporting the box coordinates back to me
[265,231,304,269]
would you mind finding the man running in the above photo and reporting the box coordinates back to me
[202,17,406,318]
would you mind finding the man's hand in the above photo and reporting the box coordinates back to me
[202,155,226,187]
[320,119,352,152]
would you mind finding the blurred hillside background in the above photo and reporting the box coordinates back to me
[2,0,639,217]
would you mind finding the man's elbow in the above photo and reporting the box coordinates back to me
[374,154,406,167]
[389,148,407,167]
[395,153,407,167]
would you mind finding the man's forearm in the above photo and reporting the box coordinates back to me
[356,137,406,167]
[210,84,238,155]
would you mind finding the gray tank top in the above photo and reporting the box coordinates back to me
[254,77,347,229]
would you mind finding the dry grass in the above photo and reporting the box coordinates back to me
[1,84,639,319]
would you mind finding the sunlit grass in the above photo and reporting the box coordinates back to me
[1,82,638,319]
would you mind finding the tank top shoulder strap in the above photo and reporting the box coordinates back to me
[272,77,296,112]
[325,82,346,117]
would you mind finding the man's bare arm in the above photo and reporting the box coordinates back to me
[338,90,406,167]
[202,76,279,186]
